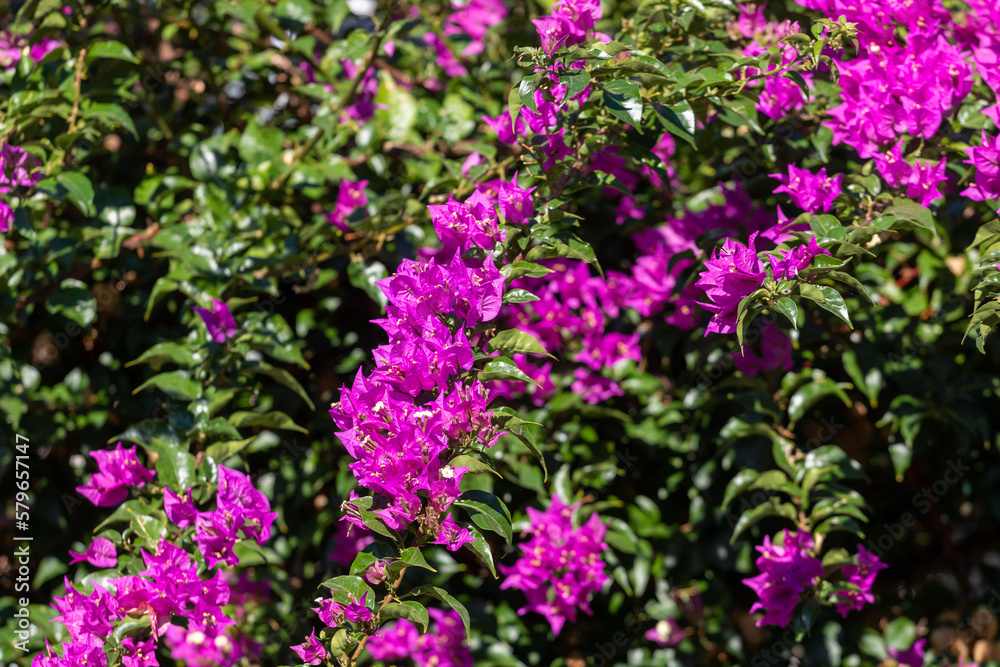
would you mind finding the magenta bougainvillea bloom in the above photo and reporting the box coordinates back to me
[888,638,927,667]
[192,298,238,343]
[47,519,270,667]
[368,609,472,667]
[833,545,887,616]
[732,320,794,377]
[75,442,155,507]
[824,29,970,157]
[768,235,831,280]
[742,530,824,627]
[291,629,327,665]
[531,0,602,54]
[874,140,949,207]
[164,487,198,529]
[0,143,41,192]
[962,131,1000,202]
[770,165,843,213]
[0,32,61,69]
[644,618,684,647]
[329,187,508,547]
[68,537,117,569]
[325,178,369,231]
[193,466,277,568]
[499,495,609,636]
[121,637,157,667]
[695,233,766,335]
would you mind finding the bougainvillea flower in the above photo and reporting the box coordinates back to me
[962,131,1000,201]
[742,530,824,627]
[68,537,117,569]
[499,495,608,635]
[770,165,842,213]
[833,545,888,616]
[292,629,328,665]
[76,442,155,507]
[695,233,767,335]
[192,298,238,343]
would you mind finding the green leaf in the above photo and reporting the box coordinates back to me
[799,284,853,328]
[95,499,158,531]
[518,74,538,113]
[486,329,555,359]
[478,356,538,384]
[47,280,97,327]
[254,363,316,410]
[501,261,554,280]
[460,522,498,577]
[787,378,852,426]
[821,547,853,568]
[56,172,95,216]
[813,515,866,539]
[652,100,696,146]
[82,103,138,139]
[407,585,471,640]
[229,411,308,433]
[503,288,539,304]
[397,547,436,572]
[448,454,502,479]
[86,41,140,64]
[140,441,197,491]
[452,490,513,546]
[525,232,598,266]
[125,343,196,371]
[884,617,917,651]
[721,469,759,511]
[603,79,643,127]
[204,437,256,462]
[133,371,201,401]
[559,69,592,98]
[772,297,800,329]
[130,513,166,546]
[882,198,937,237]
[379,602,429,632]
[730,497,798,543]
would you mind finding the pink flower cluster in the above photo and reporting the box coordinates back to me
[833,545,888,617]
[962,131,1000,202]
[75,441,155,506]
[41,456,274,667]
[329,184,530,548]
[695,233,766,335]
[367,609,472,667]
[770,165,842,214]
[0,31,61,69]
[499,495,608,635]
[532,0,602,55]
[875,140,949,207]
[801,0,971,160]
[742,530,824,627]
[444,0,508,57]
[502,259,639,404]
[695,231,828,335]
[0,143,42,232]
